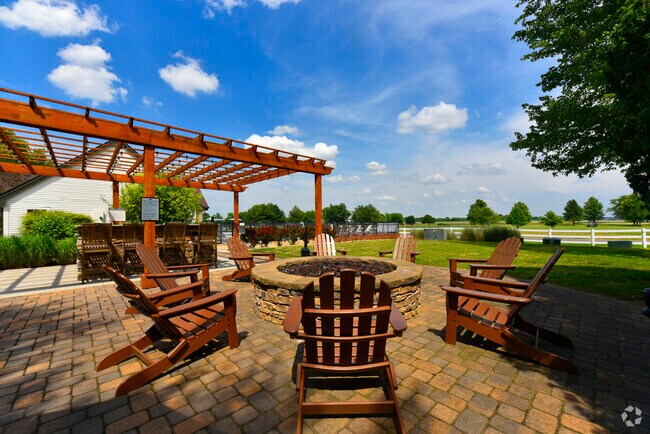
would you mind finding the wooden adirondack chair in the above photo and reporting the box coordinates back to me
[441,249,577,373]
[99,266,239,397]
[195,222,218,265]
[448,236,522,287]
[79,223,117,282]
[284,270,408,433]
[222,237,275,281]
[312,233,347,256]
[379,234,420,263]
[160,222,187,265]
[120,223,144,275]
[136,243,210,298]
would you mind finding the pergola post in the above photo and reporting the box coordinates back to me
[112,181,120,209]
[141,145,156,288]
[233,191,240,239]
[315,174,322,235]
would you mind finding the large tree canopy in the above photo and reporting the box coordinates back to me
[511,0,650,202]
[120,184,203,223]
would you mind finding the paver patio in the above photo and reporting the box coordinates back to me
[0,265,648,433]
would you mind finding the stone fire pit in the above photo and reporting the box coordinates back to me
[251,256,423,324]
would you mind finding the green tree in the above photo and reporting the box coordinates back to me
[467,199,499,226]
[322,203,351,222]
[511,0,650,203]
[303,210,315,223]
[120,184,203,223]
[505,201,532,228]
[609,193,649,225]
[583,197,605,225]
[244,203,286,223]
[225,212,234,221]
[563,199,584,225]
[404,215,416,225]
[540,210,564,228]
[286,206,305,223]
[212,212,223,220]
[421,214,436,225]
[384,212,404,224]
[351,204,383,223]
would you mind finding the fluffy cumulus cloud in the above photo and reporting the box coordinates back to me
[47,42,127,106]
[203,0,299,15]
[326,175,360,183]
[366,161,387,175]
[421,173,448,184]
[246,134,339,167]
[269,125,299,136]
[456,163,506,176]
[159,51,219,97]
[0,0,110,36]
[397,102,468,134]
[376,195,396,201]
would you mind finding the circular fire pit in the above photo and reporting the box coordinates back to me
[251,256,423,324]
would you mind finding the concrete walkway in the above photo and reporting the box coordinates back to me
[0,266,648,433]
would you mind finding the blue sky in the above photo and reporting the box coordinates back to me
[0,0,631,218]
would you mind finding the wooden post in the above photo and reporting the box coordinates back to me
[315,174,322,235]
[233,191,239,239]
[142,145,156,288]
[112,181,120,208]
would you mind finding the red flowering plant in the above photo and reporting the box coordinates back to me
[257,225,277,247]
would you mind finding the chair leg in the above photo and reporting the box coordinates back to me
[513,315,574,348]
[222,268,251,281]
[114,354,175,397]
[297,364,306,434]
[97,326,162,371]
[385,364,405,434]
[501,330,578,374]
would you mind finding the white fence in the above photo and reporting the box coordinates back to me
[402,227,648,248]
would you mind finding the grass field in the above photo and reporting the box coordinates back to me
[255,239,650,301]
[409,221,649,230]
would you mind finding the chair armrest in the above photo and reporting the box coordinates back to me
[148,279,205,301]
[145,270,199,279]
[441,285,531,305]
[389,304,407,335]
[336,249,348,255]
[251,252,275,260]
[228,255,253,261]
[410,252,421,258]
[283,296,303,337]
[165,264,205,271]
[448,258,487,272]
[469,264,516,276]
[159,289,237,318]
[378,251,392,257]
[463,275,529,290]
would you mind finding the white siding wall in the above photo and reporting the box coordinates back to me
[2,178,114,236]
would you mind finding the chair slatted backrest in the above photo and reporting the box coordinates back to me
[82,223,112,251]
[123,223,144,247]
[300,270,393,366]
[393,234,418,263]
[313,233,337,256]
[198,222,218,243]
[505,249,564,325]
[482,236,522,279]
[164,222,186,244]
[135,244,179,291]
[226,237,254,271]
[102,266,182,339]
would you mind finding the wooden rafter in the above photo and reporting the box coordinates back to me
[81,136,88,172]
[106,142,124,174]
[155,151,183,172]
[216,165,269,184]
[39,128,59,167]
[236,168,295,185]
[182,159,230,181]
[199,162,251,182]
[0,128,30,166]
[166,155,209,179]
[126,154,144,176]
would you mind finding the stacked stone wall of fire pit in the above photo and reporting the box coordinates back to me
[251,256,423,324]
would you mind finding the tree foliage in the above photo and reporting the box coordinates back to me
[243,203,286,223]
[405,215,416,225]
[467,199,499,226]
[351,204,383,223]
[540,210,564,228]
[286,206,305,223]
[505,201,532,228]
[120,184,203,223]
[384,212,404,224]
[421,214,436,225]
[322,203,351,223]
[583,196,605,224]
[563,199,584,225]
[609,193,649,225]
[511,0,650,203]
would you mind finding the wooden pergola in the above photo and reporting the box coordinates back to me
[0,87,332,276]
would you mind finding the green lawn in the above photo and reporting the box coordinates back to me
[255,239,650,300]
[409,221,649,230]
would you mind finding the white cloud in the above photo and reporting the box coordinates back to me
[421,173,448,184]
[326,175,360,183]
[269,125,299,136]
[397,102,468,134]
[502,111,533,135]
[366,161,387,175]
[159,51,219,97]
[432,190,444,196]
[203,0,298,15]
[376,195,396,201]
[361,188,372,194]
[142,96,162,108]
[0,0,110,37]
[457,163,506,176]
[246,134,338,167]
[478,186,491,193]
[47,42,126,106]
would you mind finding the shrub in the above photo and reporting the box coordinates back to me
[274,227,286,246]
[23,234,56,267]
[21,210,93,240]
[459,228,484,241]
[483,226,521,242]
[285,225,301,245]
[55,238,78,265]
[257,226,277,247]
[0,234,76,269]
[241,227,259,248]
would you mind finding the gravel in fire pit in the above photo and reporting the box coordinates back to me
[278,258,396,277]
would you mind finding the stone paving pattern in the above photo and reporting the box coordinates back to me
[0,266,649,433]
